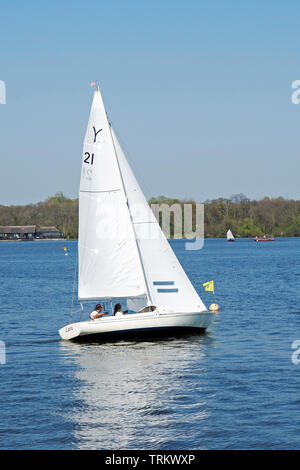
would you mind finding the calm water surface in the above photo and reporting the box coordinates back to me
[0,238,299,449]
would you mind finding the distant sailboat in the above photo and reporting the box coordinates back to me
[58,87,216,341]
[227,229,235,242]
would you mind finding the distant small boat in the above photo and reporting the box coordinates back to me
[253,237,275,242]
[227,229,235,242]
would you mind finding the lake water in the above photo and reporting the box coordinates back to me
[0,238,299,450]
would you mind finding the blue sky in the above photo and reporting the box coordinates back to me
[0,0,300,205]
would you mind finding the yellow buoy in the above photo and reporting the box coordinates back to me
[209,303,220,312]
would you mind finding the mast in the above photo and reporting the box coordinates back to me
[108,123,153,305]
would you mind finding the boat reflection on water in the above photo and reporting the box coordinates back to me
[59,333,216,449]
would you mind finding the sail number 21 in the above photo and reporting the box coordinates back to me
[82,152,94,181]
[84,152,94,165]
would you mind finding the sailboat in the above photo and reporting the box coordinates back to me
[227,229,235,242]
[58,87,216,340]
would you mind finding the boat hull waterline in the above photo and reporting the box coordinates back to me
[59,311,215,340]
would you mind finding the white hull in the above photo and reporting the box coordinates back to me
[59,310,215,340]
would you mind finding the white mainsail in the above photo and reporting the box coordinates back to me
[110,127,207,313]
[227,229,234,241]
[78,90,146,301]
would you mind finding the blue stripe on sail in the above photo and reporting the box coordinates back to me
[153,281,174,286]
[157,288,179,293]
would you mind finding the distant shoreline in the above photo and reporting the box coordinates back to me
[0,236,298,243]
[0,238,67,242]
[1,193,300,238]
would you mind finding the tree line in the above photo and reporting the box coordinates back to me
[149,194,300,238]
[0,193,78,239]
[0,192,299,239]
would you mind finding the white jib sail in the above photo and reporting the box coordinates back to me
[111,127,207,313]
[227,229,234,240]
[78,90,146,301]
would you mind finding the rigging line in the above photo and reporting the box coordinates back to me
[108,123,153,305]
[109,119,153,201]
[78,302,84,322]
[70,247,78,323]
